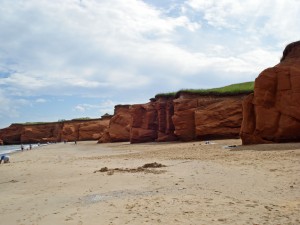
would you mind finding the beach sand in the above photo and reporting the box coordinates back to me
[0,140,299,225]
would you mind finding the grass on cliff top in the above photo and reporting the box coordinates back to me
[155,81,254,98]
[13,117,97,125]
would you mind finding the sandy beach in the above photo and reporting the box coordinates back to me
[0,140,299,225]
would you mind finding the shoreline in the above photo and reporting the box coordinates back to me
[0,139,299,225]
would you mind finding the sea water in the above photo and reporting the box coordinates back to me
[0,144,41,155]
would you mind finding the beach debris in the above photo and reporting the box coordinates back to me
[100,167,108,172]
[0,179,18,185]
[223,145,238,149]
[93,162,167,175]
[142,162,166,168]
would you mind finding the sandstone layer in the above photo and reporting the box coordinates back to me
[173,93,245,141]
[98,105,132,143]
[130,101,158,143]
[241,40,300,144]
[0,118,110,145]
[128,93,246,143]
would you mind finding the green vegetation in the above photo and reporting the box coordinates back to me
[155,81,254,98]
[14,117,96,125]
[13,121,53,125]
[71,117,92,121]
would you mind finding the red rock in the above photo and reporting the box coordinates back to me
[97,129,111,143]
[195,98,244,140]
[0,118,111,144]
[172,93,245,141]
[155,97,177,142]
[108,105,132,142]
[78,119,110,141]
[21,123,62,143]
[61,122,79,142]
[241,40,300,144]
[172,93,198,141]
[130,101,158,143]
[0,124,23,144]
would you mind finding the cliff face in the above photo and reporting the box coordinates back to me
[128,97,178,144]
[241,41,300,144]
[0,124,24,145]
[130,101,158,143]
[21,123,63,143]
[155,97,178,142]
[0,118,110,144]
[98,105,132,143]
[108,105,132,142]
[195,98,243,140]
[173,93,245,141]
[127,94,245,143]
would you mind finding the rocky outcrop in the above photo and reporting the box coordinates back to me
[128,93,245,143]
[173,93,245,141]
[128,97,178,144]
[241,41,300,144]
[98,105,132,143]
[155,97,178,142]
[109,105,132,142]
[21,123,63,143]
[0,118,111,144]
[130,101,158,143]
[0,124,24,145]
[195,98,243,140]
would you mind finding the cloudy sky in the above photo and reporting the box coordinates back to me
[0,0,299,128]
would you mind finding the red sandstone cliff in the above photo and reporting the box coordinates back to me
[110,105,132,142]
[241,40,300,144]
[0,124,24,145]
[21,123,63,143]
[173,92,245,141]
[155,97,178,142]
[127,93,245,143]
[128,97,178,144]
[0,118,111,144]
[98,105,132,143]
[130,101,158,143]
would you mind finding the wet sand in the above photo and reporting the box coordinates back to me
[0,140,299,225]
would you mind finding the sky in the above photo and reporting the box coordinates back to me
[0,0,299,128]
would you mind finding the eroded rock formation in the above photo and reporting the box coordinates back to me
[173,93,245,141]
[195,98,244,140]
[0,124,24,145]
[98,105,132,143]
[0,118,111,144]
[130,101,158,143]
[155,97,177,142]
[241,40,300,144]
[21,123,62,143]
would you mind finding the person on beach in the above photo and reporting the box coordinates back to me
[21,144,24,151]
[0,155,10,164]
[29,144,32,150]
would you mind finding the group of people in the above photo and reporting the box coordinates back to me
[21,144,33,151]
[1,144,33,165]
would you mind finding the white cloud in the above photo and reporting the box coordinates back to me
[184,0,300,44]
[0,90,29,120]
[74,100,115,115]
[0,0,299,126]
[36,98,47,103]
